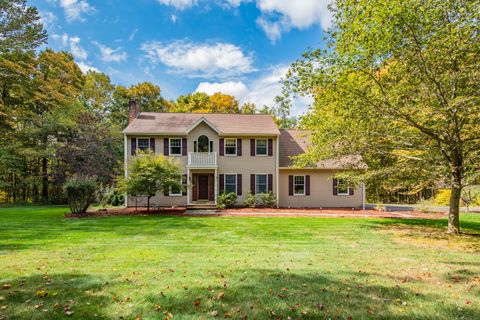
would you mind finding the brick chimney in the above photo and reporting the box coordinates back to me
[128,99,139,124]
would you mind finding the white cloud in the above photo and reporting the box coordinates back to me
[171,14,177,23]
[141,40,254,78]
[157,0,198,10]
[51,0,95,22]
[255,0,333,42]
[77,61,100,73]
[195,65,312,115]
[195,81,249,99]
[128,28,139,41]
[93,42,128,62]
[39,11,58,29]
[53,33,88,60]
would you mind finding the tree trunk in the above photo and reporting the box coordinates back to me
[41,157,49,202]
[147,196,150,212]
[448,184,461,234]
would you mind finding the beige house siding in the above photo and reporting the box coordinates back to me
[278,169,363,208]
[125,121,278,207]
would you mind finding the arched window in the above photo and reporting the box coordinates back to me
[197,135,210,152]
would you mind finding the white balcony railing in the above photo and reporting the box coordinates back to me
[188,152,217,167]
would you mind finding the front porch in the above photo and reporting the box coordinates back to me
[187,167,218,207]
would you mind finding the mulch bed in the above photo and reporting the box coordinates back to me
[65,206,447,219]
[64,207,186,218]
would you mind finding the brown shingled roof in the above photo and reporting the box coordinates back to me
[279,129,367,169]
[123,112,280,136]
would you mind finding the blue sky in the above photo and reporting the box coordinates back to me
[31,0,332,115]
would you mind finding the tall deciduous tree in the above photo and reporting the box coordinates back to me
[285,0,480,233]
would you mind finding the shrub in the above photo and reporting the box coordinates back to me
[99,185,125,207]
[418,199,434,213]
[63,176,97,214]
[244,192,257,208]
[432,189,451,206]
[260,192,276,208]
[217,192,237,209]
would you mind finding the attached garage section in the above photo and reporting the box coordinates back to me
[278,169,364,208]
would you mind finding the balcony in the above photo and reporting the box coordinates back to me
[188,152,217,168]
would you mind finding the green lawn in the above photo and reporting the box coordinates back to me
[0,207,479,319]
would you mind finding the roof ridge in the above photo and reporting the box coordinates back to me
[140,111,273,116]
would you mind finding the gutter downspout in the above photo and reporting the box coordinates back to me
[362,182,366,210]
[124,134,128,207]
[276,136,280,208]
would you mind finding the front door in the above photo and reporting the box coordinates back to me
[198,175,209,200]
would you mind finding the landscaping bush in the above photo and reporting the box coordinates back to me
[63,176,97,214]
[432,189,451,206]
[217,192,237,209]
[260,192,276,208]
[99,185,125,207]
[244,192,257,208]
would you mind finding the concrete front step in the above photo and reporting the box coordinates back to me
[187,204,216,210]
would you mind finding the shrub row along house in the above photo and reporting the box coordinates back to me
[124,101,367,208]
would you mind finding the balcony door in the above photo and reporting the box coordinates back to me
[195,135,213,152]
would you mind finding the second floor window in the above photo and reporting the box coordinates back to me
[224,174,237,194]
[225,138,237,155]
[256,139,267,155]
[137,138,150,151]
[170,138,182,155]
[256,174,267,194]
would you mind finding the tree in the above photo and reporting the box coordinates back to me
[81,71,114,115]
[171,92,210,113]
[123,152,182,211]
[284,0,479,233]
[206,92,240,113]
[259,94,298,129]
[0,0,47,53]
[241,102,256,114]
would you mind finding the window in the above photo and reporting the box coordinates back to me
[255,174,267,194]
[225,138,237,155]
[256,139,267,156]
[224,174,237,194]
[197,135,210,152]
[169,176,182,196]
[170,138,182,155]
[294,175,305,195]
[337,179,350,195]
[137,138,150,151]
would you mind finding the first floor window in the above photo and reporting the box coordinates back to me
[169,176,182,196]
[256,139,267,155]
[170,138,182,155]
[256,174,267,194]
[224,174,237,194]
[337,179,350,195]
[137,138,150,151]
[225,138,237,155]
[294,175,305,195]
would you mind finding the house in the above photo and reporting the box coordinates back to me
[123,100,366,208]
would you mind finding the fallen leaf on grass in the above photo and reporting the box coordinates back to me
[211,310,218,317]
[2,285,10,290]
[36,289,48,298]
[217,292,224,300]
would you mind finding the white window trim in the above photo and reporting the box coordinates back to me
[293,175,305,196]
[337,179,350,196]
[255,138,268,156]
[224,173,237,194]
[195,135,211,153]
[255,174,268,195]
[169,137,183,156]
[224,138,237,156]
[136,137,151,152]
[169,176,183,196]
